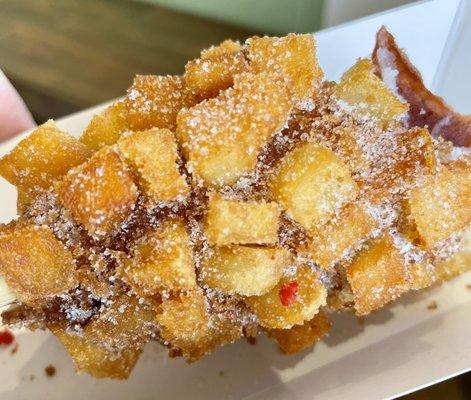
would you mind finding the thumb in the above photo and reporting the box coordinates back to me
[0,70,36,142]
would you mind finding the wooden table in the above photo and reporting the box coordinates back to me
[0,0,257,121]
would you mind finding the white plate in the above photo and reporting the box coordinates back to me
[1,1,470,399]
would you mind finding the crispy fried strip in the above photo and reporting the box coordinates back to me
[372,26,471,147]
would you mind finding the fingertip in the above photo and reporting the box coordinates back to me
[0,70,36,142]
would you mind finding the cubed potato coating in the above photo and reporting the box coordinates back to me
[0,222,78,307]
[269,143,359,234]
[331,127,370,173]
[185,40,248,99]
[306,203,377,269]
[333,58,408,128]
[346,234,409,315]
[200,245,291,296]
[201,39,242,58]
[118,219,196,295]
[367,127,436,196]
[55,147,138,236]
[16,189,34,215]
[124,75,197,131]
[52,297,155,379]
[53,329,141,380]
[435,226,471,281]
[204,194,281,246]
[118,129,189,201]
[266,310,331,354]
[408,162,471,248]
[408,262,436,290]
[245,265,327,329]
[247,34,323,102]
[80,101,128,151]
[0,120,92,196]
[177,72,291,187]
[157,290,242,360]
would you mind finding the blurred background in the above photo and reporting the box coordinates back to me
[0,0,414,122]
[0,0,468,398]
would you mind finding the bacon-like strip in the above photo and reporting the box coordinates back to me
[372,26,471,147]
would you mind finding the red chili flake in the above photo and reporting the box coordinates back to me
[279,281,299,306]
[0,328,15,346]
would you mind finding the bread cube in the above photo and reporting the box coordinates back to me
[266,310,330,354]
[346,234,409,315]
[333,58,408,128]
[51,297,154,379]
[118,219,196,295]
[204,194,281,246]
[331,126,370,173]
[177,72,291,187]
[306,203,377,269]
[118,129,189,201]
[185,40,248,99]
[0,222,78,307]
[200,245,290,296]
[124,75,197,131]
[80,102,128,151]
[247,34,323,103]
[0,120,91,196]
[408,162,471,248]
[245,265,327,329]
[157,290,242,360]
[55,147,138,236]
[269,143,359,234]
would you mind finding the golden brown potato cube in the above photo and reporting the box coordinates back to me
[157,290,242,360]
[408,262,436,290]
[185,41,248,99]
[346,234,409,315]
[245,265,327,329]
[118,219,196,296]
[80,101,128,151]
[435,227,471,281]
[53,329,141,380]
[201,39,242,58]
[247,34,323,103]
[333,58,408,128]
[368,127,436,197]
[266,310,331,354]
[177,72,291,187]
[331,127,370,173]
[204,194,281,246]
[269,143,359,234]
[52,297,155,379]
[408,162,471,248]
[55,147,138,236]
[200,245,290,296]
[306,203,377,270]
[0,120,92,196]
[16,189,34,215]
[118,129,189,201]
[124,75,197,131]
[0,222,78,307]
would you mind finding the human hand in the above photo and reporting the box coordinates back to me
[0,70,36,142]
